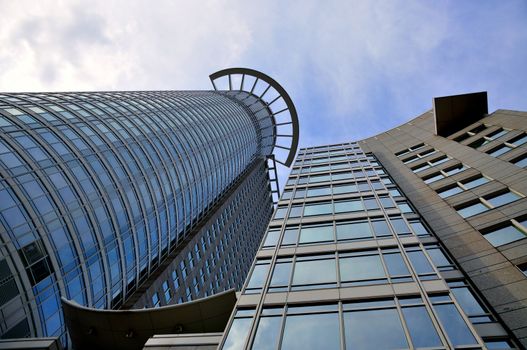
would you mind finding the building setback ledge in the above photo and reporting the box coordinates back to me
[0,338,62,350]
[143,333,223,349]
[61,289,236,350]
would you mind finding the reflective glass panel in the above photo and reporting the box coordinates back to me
[407,250,434,274]
[462,176,488,189]
[402,306,442,348]
[299,225,333,244]
[409,221,429,236]
[281,312,340,350]
[451,287,485,316]
[269,262,292,287]
[483,225,526,247]
[372,220,391,237]
[438,186,463,198]
[333,184,357,194]
[281,227,299,246]
[510,134,527,146]
[334,200,363,213]
[252,316,281,350]
[263,230,280,247]
[434,303,477,346]
[336,221,373,240]
[457,202,488,218]
[306,186,331,197]
[303,202,332,216]
[344,309,408,350]
[489,145,512,157]
[292,259,336,286]
[222,317,252,350]
[340,255,385,282]
[246,264,269,289]
[486,192,520,207]
[383,253,410,276]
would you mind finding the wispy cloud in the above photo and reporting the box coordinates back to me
[1,0,526,185]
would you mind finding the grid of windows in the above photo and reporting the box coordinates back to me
[221,143,520,349]
[136,161,273,308]
[450,123,527,168]
[455,190,523,218]
[0,89,276,342]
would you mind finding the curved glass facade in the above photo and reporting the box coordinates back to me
[0,90,277,341]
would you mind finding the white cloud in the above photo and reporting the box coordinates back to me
[1,0,525,155]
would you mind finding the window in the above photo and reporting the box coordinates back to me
[269,258,293,292]
[448,280,491,323]
[429,156,449,166]
[151,292,160,307]
[299,224,334,244]
[425,245,454,271]
[281,226,299,246]
[288,205,302,218]
[292,255,336,289]
[293,189,305,199]
[443,163,467,176]
[457,202,489,218]
[262,229,280,248]
[332,183,357,194]
[252,314,282,350]
[437,185,463,198]
[462,175,489,189]
[222,309,254,350]
[401,306,443,347]
[409,220,430,236]
[339,253,386,285]
[482,221,527,246]
[457,190,522,218]
[344,308,407,349]
[162,281,171,303]
[379,196,395,208]
[306,186,331,197]
[372,219,391,237]
[487,128,508,140]
[303,202,332,216]
[281,306,340,350]
[488,144,512,157]
[424,173,444,184]
[406,248,436,278]
[512,154,527,168]
[390,217,411,235]
[397,201,414,213]
[484,339,515,349]
[336,220,372,241]
[432,299,477,346]
[510,133,527,146]
[274,206,287,219]
[334,199,363,213]
[485,191,521,207]
[245,260,270,293]
[454,124,488,142]
[517,262,527,277]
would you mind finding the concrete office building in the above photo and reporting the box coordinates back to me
[219,92,526,349]
[0,68,299,348]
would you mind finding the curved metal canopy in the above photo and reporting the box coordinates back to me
[61,289,236,350]
[210,68,299,167]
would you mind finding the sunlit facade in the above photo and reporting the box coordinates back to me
[219,93,526,349]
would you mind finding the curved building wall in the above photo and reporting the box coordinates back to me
[0,90,272,341]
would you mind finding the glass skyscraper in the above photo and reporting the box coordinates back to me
[219,92,526,349]
[0,68,299,346]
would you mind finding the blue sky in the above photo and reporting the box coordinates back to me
[1,0,526,188]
